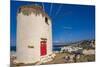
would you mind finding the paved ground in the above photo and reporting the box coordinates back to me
[43,53,69,64]
[10,52,95,67]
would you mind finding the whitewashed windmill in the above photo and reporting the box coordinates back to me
[16,5,55,64]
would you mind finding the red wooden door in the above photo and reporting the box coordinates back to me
[40,41,47,56]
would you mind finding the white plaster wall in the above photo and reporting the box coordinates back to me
[17,12,52,63]
[47,20,52,55]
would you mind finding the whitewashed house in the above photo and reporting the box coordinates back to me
[82,49,95,55]
[16,5,55,64]
[61,46,82,53]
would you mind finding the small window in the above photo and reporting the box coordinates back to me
[45,17,49,25]
[28,45,34,48]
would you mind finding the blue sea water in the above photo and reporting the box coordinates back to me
[11,46,16,51]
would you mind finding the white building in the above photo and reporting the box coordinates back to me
[61,46,82,53]
[82,49,95,55]
[16,5,54,64]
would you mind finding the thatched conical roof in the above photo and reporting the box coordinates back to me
[18,5,50,19]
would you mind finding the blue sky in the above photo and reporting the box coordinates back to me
[10,1,95,46]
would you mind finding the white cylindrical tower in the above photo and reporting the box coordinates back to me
[16,5,52,64]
